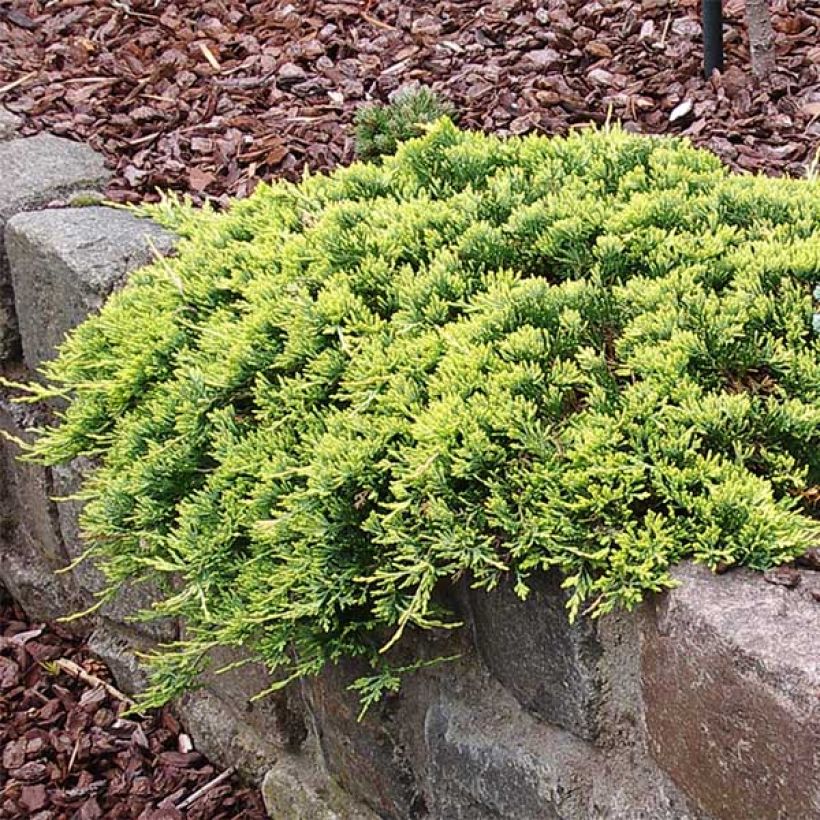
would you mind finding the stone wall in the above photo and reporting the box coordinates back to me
[1,116,818,820]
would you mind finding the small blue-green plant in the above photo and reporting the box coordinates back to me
[354,85,454,161]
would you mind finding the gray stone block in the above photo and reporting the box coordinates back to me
[298,605,705,819]
[197,643,307,753]
[0,136,110,216]
[422,655,704,820]
[51,458,179,643]
[0,135,110,359]
[464,571,606,740]
[87,621,155,695]
[261,738,379,820]
[0,109,22,141]
[0,403,83,623]
[641,561,820,820]
[6,206,175,369]
[176,689,282,782]
[304,655,427,818]
[0,406,65,566]
[0,528,77,624]
[424,689,591,820]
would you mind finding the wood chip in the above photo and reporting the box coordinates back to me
[0,598,266,817]
[0,0,816,204]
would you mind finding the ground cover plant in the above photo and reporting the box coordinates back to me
[7,120,820,709]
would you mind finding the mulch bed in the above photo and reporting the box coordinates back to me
[0,595,267,820]
[1,0,818,205]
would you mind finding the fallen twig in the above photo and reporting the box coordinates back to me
[361,12,396,31]
[0,71,37,96]
[176,766,235,809]
[198,43,222,72]
[67,735,81,776]
[53,658,136,708]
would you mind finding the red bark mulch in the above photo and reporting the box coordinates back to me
[0,0,818,206]
[0,596,267,820]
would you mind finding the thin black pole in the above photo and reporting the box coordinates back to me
[703,0,724,77]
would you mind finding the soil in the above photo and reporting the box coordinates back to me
[0,0,818,205]
[0,594,267,820]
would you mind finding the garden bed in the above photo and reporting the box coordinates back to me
[1,0,818,204]
[1,4,819,819]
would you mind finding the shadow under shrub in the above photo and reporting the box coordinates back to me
[11,120,820,709]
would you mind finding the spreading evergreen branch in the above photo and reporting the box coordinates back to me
[16,120,820,712]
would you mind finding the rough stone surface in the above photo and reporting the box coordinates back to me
[586,745,709,820]
[0,135,110,360]
[87,620,155,695]
[262,738,378,820]
[420,647,703,820]
[198,643,308,754]
[0,405,82,623]
[304,655,427,818]
[641,561,820,820]
[424,683,591,819]
[464,571,605,740]
[0,408,65,567]
[300,628,456,819]
[0,108,22,141]
[51,457,178,643]
[6,206,175,369]
[176,689,282,782]
[0,525,75,624]
[0,136,110,216]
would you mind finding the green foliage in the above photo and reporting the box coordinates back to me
[354,86,454,161]
[12,121,820,710]
[67,192,106,208]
